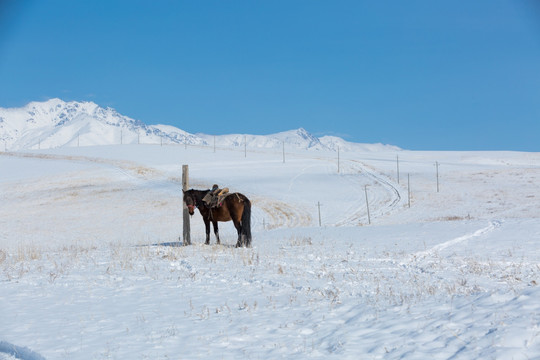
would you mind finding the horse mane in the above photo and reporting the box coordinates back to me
[184,188,210,206]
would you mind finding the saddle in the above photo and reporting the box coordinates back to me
[202,184,230,208]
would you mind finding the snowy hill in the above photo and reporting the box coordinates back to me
[0,99,398,152]
[1,144,540,359]
[320,135,401,152]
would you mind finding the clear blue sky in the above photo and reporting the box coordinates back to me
[1,0,540,151]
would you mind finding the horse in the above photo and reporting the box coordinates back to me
[182,189,252,247]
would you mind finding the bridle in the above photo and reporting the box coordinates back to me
[186,196,197,212]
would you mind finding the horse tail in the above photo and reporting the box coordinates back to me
[241,197,252,247]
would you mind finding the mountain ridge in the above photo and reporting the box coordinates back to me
[0,98,400,152]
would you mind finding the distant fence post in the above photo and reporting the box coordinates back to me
[317,201,322,226]
[365,185,371,225]
[396,155,400,184]
[436,161,440,193]
[407,173,411,208]
[337,146,340,173]
[182,165,191,245]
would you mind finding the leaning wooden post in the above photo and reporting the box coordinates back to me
[182,165,191,245]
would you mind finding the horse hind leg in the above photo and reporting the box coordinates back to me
[240,201,252,248]
[233,219,243,247]
[235,225,242,247]
[204,219,211,245]
[235,224,250,248]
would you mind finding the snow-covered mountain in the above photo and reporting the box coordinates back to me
[0,99,205,150]
[198,128,328,151]
[0,99,399,152]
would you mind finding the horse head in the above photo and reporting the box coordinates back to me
[183,189,197,215]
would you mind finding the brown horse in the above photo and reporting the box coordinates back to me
[183,189,252,247]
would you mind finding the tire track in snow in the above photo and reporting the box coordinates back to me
[415,220,502,258]
[335,159,402,226]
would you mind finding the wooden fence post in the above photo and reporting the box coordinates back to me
[365,185,371,225]
[182,165,191,245]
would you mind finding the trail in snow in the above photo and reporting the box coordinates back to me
[334,159,403,226]
[415,220,502,258]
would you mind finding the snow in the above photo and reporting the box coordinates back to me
[1,143,540,359]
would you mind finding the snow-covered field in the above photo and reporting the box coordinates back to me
[1,144,539,359]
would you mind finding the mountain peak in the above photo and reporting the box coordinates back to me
[27,97,64,108]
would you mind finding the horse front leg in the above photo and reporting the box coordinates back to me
[204,218,211,245]
[212,221,220,245]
